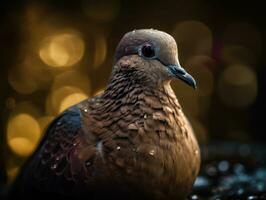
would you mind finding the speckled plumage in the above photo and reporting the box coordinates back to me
[9,29,200,200]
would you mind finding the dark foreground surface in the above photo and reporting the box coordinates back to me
[1,142,266,200]
[189,142,266,200]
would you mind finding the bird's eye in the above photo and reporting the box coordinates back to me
[140,44,155,58]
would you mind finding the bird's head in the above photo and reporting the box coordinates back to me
[114,29,196,89]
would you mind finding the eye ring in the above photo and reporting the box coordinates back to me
[139,43,155,58]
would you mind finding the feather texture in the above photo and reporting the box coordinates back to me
[9,30,200,200]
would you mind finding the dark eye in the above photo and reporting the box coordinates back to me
[141,44,155,58]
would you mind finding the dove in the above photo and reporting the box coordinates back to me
[9,29,200,200]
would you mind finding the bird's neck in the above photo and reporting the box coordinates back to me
[102,72,176,103]
[86,74,185,142]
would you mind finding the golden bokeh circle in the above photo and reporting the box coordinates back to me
[7,113,41,157]
[8,137,35,157]
[39,32,85,68]
[59,92,88,112]
[46,86,89,114]
[52,70,91,93]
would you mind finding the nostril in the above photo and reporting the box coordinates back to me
[175,68,186,75]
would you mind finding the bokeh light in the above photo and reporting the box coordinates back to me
[218,64,257,107]
[93,88,104,96]
[1,2,265,195]
[59,92,88,112]
[52,70,91,93]
[8,138,36,157]
[39,32,85,68]
[45,70,91,114]
[46,86,88,114]
[7,113,41,157]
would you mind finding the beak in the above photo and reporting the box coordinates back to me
[167,64,197,89]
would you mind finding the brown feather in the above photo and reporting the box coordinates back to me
[10,30,200,200]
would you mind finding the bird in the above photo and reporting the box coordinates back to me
[8,29,200,200]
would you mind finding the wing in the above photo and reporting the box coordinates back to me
[11,106,99,196]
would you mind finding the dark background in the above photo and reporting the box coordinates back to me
[0,0,265,187]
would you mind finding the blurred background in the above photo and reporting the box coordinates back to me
[0,0,265,197]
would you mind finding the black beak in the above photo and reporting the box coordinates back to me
[167,64,197,89]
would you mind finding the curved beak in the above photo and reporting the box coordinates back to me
[167,64,197,89]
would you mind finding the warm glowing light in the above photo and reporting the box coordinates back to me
[173,20,213,63]
[46,71,91,114]
[8,137,35,157]
[46,86,83,114]
[39,32,85,67]
[218,64,258,107]
[52,70,91,94]
[93,35,107,68]
[7,113,41,157]
[59,92,88,112]
[93,88,104,96]
[46,86,89,115]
